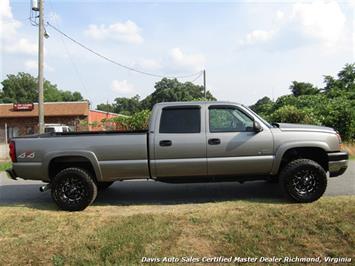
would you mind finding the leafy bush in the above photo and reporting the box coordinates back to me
[321,97,354,140]
[270,105,320,125]
[252,63,355,140]
[109,110,151,131]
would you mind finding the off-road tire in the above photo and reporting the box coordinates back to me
[97,181,114,191]
[279,159,327,203]
[51,167,97,211]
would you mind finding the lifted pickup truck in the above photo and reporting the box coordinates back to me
[6,101,348,211]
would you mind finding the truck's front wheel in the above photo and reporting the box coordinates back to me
[51,168,97,211]
[279,159,327,203]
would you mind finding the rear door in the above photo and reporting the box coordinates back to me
[207,105,274,176]
[152,105,207,178]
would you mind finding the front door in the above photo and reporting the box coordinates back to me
[207,105,273,176]
[153,105,207,178]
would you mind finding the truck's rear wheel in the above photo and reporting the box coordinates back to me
[279,159,327,203]
[51,167,97,211]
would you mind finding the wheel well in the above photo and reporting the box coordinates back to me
[280,147,328,173]
[48,156,97,181]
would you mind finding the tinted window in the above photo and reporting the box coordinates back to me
[209,107,254,132]
[160,107,200,133]
[45,127,55,133]
[62,127,68,132]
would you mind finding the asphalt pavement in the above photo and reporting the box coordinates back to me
[0,161,354,208]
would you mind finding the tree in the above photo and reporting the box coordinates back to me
[251,63,355,140]
[146,78,215,109]
[290,81,319,97]
[270,105,320,125]
[113,95,141,115]
[96,103,115,113]
[324,64,355,99]
[0,73,37,103]
[321,97,355,140]
[0,72,84,103]
[250,96,274,118]
[337,63,355,90]
[97,78,216,114]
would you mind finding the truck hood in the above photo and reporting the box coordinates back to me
[276,123,335,133]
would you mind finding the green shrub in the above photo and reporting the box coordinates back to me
[271,105,320,125]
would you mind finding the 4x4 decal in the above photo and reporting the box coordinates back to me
[18,152,35,159]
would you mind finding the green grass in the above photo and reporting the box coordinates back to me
[0,162,11,172]
[350,155,355,160]
[0,196,354,265]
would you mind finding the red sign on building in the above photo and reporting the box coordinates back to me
[13,103,34,111]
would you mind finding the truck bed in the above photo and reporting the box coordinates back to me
[12,130,150,181]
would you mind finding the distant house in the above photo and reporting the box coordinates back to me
[0,101,121,142]
[88,109,121,131]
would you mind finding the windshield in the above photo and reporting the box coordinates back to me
[242,105,272,128]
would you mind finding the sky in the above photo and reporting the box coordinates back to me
[0,0,354,108]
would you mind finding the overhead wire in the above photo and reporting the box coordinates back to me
[46,22,203,80]
[190,71,203,83]
[46,0,88,93]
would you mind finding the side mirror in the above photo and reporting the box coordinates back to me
[253,121,263,133]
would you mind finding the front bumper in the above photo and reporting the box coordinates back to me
[5,168,17,180]
[328,151,348,177]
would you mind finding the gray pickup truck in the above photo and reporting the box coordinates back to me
[6,101,348,211]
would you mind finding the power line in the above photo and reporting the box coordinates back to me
[46,22,202,79]
[45,0,87,93]
[59,34,88,93]
[190,71,203,83]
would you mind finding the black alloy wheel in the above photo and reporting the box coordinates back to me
[51,168,97,211]
[279,159,327,203]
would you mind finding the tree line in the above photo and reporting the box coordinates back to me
[96,78,215,115]
[0,72,83,103]
[250,63,355,141]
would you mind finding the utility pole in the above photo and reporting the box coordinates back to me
[38,0,45,133]
[203,69,206,98]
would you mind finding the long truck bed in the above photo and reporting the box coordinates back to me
[12,130,150,182]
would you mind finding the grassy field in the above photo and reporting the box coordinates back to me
[0,197,354,265]
[0,162,11,172]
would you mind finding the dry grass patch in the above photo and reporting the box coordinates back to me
[0,196,354,265]
[343,143,355,157]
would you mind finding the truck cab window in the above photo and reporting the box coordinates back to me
[159,107,200,133]
[209,107,254,132]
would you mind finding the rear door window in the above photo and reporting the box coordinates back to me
[159,107,201,133]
